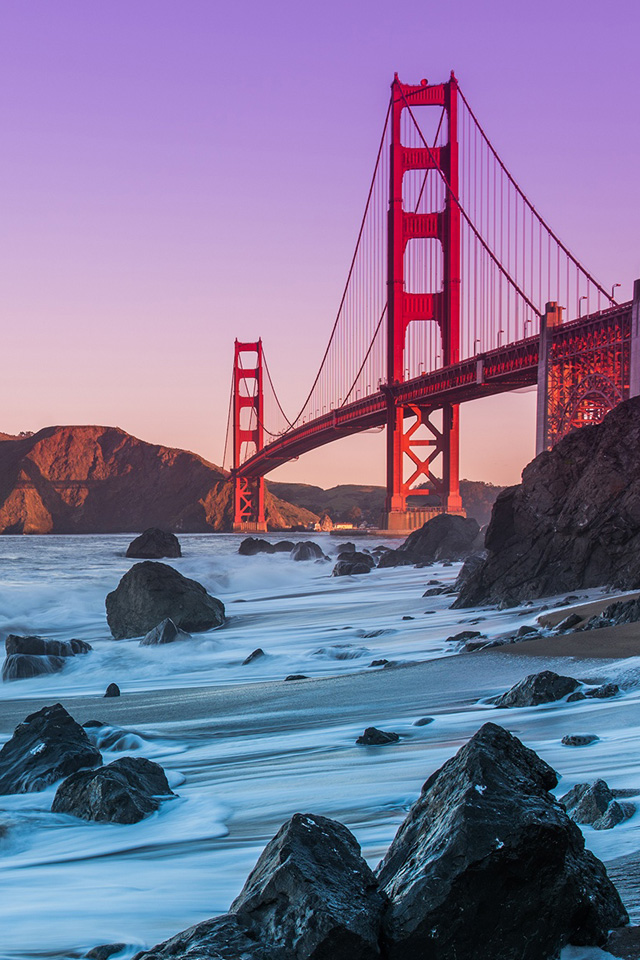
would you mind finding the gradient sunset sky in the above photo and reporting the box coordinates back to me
[1,0,638,487]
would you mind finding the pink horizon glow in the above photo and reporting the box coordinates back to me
[1,0,638,489]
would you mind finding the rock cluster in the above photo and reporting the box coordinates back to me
[2,634,92,681]
[126,528,182,559]
[456,397,640,606]
[560,779,635,831]
[105,561,225,639]
[132,723,627,960]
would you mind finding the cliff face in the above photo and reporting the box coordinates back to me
[0,426,316,534]
[455,397,640,606]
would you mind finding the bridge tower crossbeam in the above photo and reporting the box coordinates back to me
[383,72,464,532]
[232,340,267,532]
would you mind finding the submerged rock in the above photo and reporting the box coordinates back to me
[52,756,175,824]
[231,812,386,960]
[85,944,127,960]
[0,703,101,795]
[332,551,375,576]
[375,722,627,959]
[356,727,400,745]
[562,734,600,747]
[126,528,182,559]
[139,618,192,646]
[105,561,225,639]
[2,653,67,681]
[560,779,635,830]
[290,541,326,562]
[492,670,579,708]
[2,634,92,681]
[243,647,265,665]
[239,537,276,555]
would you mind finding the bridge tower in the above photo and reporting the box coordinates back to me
[383,72,464,532]
[232,339,267,532]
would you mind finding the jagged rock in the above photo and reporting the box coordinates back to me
[356,727,399,745]
[379,515,482,570]
[290,541,326,561]
[332,551,376,576]
[585,682,619,699]
[493,670,579,708]
[105,561,225,639]
[560,779,635,830]
[243,648,265,664]
[231,812,386,960]
[453,552,487,590]
[126,528,182,559]
[562,734,600,747]
[2,633,92,681]
[132,914,287,960]
[0,703,101,795]
[104,683,120,698]
[52,756,175,824]
[335,541,356,554]
[455,397,640,606]
[139,618,192,646]
[376,722,627,960]
[556,613,584,631]
[85,944,127,960]
[422,586,445,597]
[5,634,92,657]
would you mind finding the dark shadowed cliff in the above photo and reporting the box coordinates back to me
[456,397,640,606]
[0,426,317,533]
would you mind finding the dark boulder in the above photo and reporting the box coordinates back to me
[290,541,326,561]
[284,674,308,681]
[139,618,192,646]
[560,779,635,830]
[0,703,101,795]
[5,634,92,657]
[377,550,416,569]
[356,727,400,745]
[335,541,356,554]
[231,812,386,960]
[376,722,627,960]
[333,552,376,576]
[383,514,482,569]
[239,537,276,556]
[126,528,182,559]
[492,670,579,708]
[273,540,295,552]
[243,647,265,664]
[455,397,640,606]
[104,683,120,698]
[105,561,225,639]
[132,913,288,960]
[586,682,620,699]
[52,756,175,824]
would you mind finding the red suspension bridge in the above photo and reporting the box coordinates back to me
[225,73,640,533]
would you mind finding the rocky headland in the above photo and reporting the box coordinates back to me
[0,425,316,533]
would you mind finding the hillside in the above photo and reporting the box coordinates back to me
[269,479,505,527]
[0,426,316,534]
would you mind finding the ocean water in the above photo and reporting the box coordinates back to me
[0,534,637,960]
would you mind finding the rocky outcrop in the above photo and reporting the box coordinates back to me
[126,528,182,559]
[290,541,326,561]
[0,703,101,794]
[0,425,316,534]
[139,618,192,646]
[105,561,225,639]
[332,551,376,576]
[560,779,635,831]
[492,670,580,708]
[230,813,386,960]
[52,756,175,823]
[375,722,627,959]
[2,634,92,681]
[378,514,481,568]
[456,397,640,606]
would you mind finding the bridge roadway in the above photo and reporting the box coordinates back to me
[237,302,631,479]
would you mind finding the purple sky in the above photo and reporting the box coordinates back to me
[1,0,638,487]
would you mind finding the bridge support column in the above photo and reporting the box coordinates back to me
[232,340,267,532]
[382,72,463,531]
[535,301,563,455]
[630,279,640,398]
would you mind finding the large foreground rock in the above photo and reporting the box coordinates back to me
[0,703,101,794]
[126,528,182,559]
[52,756,175,823]
[378,514,481,568]
[456,397,640,606]
[231,812,385,959]
[105,561,225,639]
[375,722,627,959]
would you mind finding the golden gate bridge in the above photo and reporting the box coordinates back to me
[224,73,639,532]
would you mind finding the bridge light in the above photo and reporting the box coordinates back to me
[473,338,481,353]
[611,283,621,302]
[497,330,504,347]
[579,295,588,318]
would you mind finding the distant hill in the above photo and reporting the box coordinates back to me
[0,426,316,534]
[269,479,506,527]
